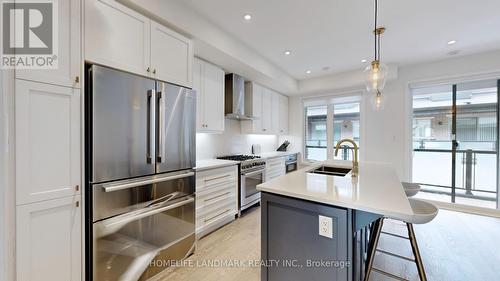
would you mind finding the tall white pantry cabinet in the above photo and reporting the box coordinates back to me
[14,0,82,280]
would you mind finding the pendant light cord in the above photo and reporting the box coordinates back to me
[374,0,378,61]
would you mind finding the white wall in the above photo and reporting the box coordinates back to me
[289,50,500,179]
[196,119,280,159]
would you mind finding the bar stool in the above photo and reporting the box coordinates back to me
[364,198,438,281]
[401,182,421,198]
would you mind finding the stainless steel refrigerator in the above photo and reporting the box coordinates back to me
[85,65,196,281]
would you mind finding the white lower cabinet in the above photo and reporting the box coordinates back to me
[196,165,238,238]
[16,195,81,281]
[265,157,286,181]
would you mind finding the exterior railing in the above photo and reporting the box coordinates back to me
[413,148,497,197]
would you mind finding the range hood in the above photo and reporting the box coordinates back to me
[224,74,255,120]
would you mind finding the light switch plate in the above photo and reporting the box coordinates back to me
[318,215,333,239]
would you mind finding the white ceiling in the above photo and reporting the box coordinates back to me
[177,0,500,80]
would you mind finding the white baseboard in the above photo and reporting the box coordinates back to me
[422,199,500,218]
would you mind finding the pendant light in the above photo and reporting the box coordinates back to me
[363,0,388,110]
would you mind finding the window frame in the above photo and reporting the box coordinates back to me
[303,92,363,162]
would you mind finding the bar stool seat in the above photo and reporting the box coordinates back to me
[401,182,421,197]
[364,199,439,281]
[408,198,438,224]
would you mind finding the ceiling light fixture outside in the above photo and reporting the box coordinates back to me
[447,40,457,45]
[363,0,388,111]
[244,14,252,20]
[361,59,367,63]
[284,50,291,55]
[305,70,311,74]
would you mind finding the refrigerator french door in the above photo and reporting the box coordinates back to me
[86,64,196,281]
[90,65,196,182]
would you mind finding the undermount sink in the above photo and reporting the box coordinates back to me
[308,165,352,177]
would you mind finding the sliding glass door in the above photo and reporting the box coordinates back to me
[412,79,499,209]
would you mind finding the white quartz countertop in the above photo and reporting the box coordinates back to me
[257,160,415,221]
[195,159,238,171]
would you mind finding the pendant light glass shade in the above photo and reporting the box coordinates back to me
[370,90,385,111]
[363,60,388,93]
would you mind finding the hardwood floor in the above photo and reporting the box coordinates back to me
[157,206,500,281]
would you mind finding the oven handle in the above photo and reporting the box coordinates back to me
[94,196,194,238]
[242,169,265,177]
[101,172,194,193]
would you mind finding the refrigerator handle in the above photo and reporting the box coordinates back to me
[156,90,165,163]
[147,90,155,164]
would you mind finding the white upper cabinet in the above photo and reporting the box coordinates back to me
[194,58,225,132]
[15,80,81,205]
[262,88,272,133]
[16,0,81,88]
[242,82,288,135]
[203,61,225,131]
[278,94,289,135]
[193,58,204,130]
[271,91,280,133]
[85,0,194,88]
[151,21,193,87]
[16,196,81,281]
[85,0,150,77]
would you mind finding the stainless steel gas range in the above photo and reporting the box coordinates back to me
[217,155,266,212]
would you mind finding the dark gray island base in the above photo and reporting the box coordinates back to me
[261,192,382,281]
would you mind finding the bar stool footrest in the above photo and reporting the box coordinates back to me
[372,267,410,281]
[381,231,409,240]
[376,249,415,262]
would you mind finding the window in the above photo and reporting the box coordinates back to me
[303,94,362,161]
[305,105,328,161]
[333,102,360,161]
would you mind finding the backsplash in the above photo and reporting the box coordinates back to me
[196,119,279,159]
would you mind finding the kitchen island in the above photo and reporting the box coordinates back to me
[257,160,415,281]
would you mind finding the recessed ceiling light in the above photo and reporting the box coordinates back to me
[243,14,252,21]
[305,70,311,74]
[361,59,367,63]
[284,50,291,55]
[447,40,457,45]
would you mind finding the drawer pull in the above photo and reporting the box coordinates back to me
[204,174,231,182]
[204,209,231,223]
[204,191,232,203]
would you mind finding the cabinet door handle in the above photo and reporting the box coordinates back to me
[153,69,157,74]
[76,201,79,208]
[74,76,79,83]
[147,67,151,73]
[75,185,79,192]
[204,174,231,182]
